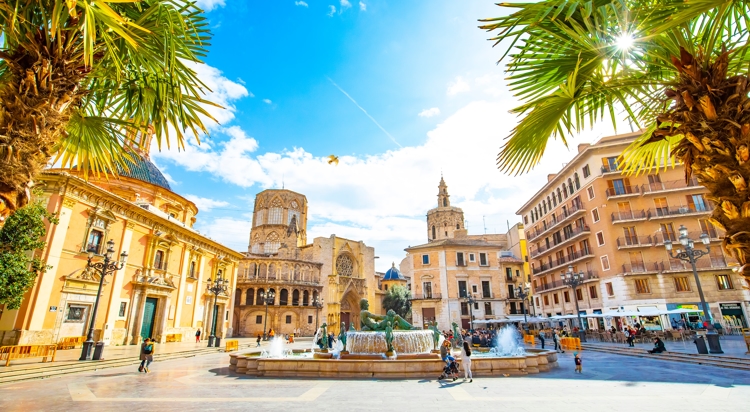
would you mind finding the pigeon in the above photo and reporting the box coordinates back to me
[327,155,339,165]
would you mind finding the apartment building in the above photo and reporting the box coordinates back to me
[517,132,750,330]
[404,178,526,331]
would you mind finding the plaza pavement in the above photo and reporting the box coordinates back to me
[538,335,750,357]
[0,340,748,411]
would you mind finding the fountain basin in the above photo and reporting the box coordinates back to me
[229,348,558,378]
[346,330,434,355]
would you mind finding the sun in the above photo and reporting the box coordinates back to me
[616,33,634,50]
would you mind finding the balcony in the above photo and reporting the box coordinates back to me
[526,202,586,241]
[620,262,659,274]
[411,293,442,300]
[654,230,723,245]
[606,185,640,199]
[611,209,648,223]
[532,248,595,275]
[534,270,599,292]
[616,235,654,249]
[647,204,714,220]
[601,164,623,175]
[529,224,591,258]
[660,257,729,272]
[641,178,701,195]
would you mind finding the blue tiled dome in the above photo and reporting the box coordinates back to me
[383,263,405,281]
[115,155,171,191]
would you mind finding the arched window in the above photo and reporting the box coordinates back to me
[259,263,267,279]
[443,198,447,207]
[336,255,354,277]
[269,288,277,305]
[234,288,242,306]
[384,284,388,290]
[303,290,309,306]
[432,225,436,239]
[264,232,280,254]
[251,233,261,254]
[312,290,319,303]
[279,289,289,305]
[574,173,581,190]
[154,250,164,270]
[292,290,300,306]
[557,189,562,203]
[248,262,256,278]
[552,194,557,206]
[256,288,265,304]
[254,209,265,227]
[268,197,283,224]
[294,264,301,281]
[562,184,568,198]
[456,224,460,229]
[246,288,254,305]
[568,178,574,195]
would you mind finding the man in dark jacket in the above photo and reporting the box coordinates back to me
[648,337,667,354]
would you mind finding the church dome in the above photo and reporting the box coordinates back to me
[115,154,171,191]
[383,262,405,281]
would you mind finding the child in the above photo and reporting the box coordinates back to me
[574,352,582,373]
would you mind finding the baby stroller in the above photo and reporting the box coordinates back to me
[438,358,459,381]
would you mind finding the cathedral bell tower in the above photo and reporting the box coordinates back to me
[426,176,465,242]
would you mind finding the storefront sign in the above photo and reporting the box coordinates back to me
[720,303,742,310]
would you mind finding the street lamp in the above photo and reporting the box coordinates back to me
[312,295,324,332]
[515,283,531,325]
[80,239,127,361]
[561,265,587,342]
[465,294,476,331]
[206,275,228,348]
[664,225,723,353]
[260,289,276,340]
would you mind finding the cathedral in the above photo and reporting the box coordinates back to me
[234,189,382,337]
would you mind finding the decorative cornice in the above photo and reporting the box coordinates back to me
[62,198,77,208]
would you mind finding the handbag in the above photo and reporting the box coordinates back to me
[144,344,153,355]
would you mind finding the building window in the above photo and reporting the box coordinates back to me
[460,302,469,316]
[256,315,263,324]
[553,293,559,304]
[268,207,283,224]
[484,302,493,315]
[596,231,605,246]
[189,261,197,278]
[574,173,581,190]
[456,252,465,266]
[605,282,614,296]
[591,208,600,223]
[432,225,436,239]
[583,164,591,178]
[505,267,513,281]
[563,291,570,303]
[186,296,193,305]
[635,279,651,294]
[264,232,281,254]
[154,250,165,270]
[423,282,433,298]
[543,295,549,305]
[87,229,104,254]
[285,315,292,324]
[674,276,691,292]
[535,297,540,307]
[472,284,478,294]
[660,223,677,242]
[576,288,583,301]
[308,315,313,324]
[458,281,468,298]
[524,215,528,224]
[469,253,476,262]
[422,254,429,265]
[254,209,265,226]
[716,274,734,290]
[587,186,595,200]
[66,305,87,322]
[688,194,708,212]
[589,285,598,299]
[118,302,127,317]
[601,255,610,271]
[479,253,488,266]
[481,281,491,298]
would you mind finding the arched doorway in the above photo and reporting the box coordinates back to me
[339,290,361,331]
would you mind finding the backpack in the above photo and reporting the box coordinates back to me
[144,344,153,355]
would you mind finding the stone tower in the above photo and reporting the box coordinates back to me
[426,176,465,242]
[248,189,308,255]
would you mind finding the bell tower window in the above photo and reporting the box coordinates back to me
[432,225,436,240]
[443,199,447,207]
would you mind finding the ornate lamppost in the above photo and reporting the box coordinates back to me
[465,294,476,331]
[206,276,228,347]
[515,283,531,325]
[260,289,276,340]
[80,239,127,361]
[561,265,587,342]
[313,296,324,332]
[664,225,722,353]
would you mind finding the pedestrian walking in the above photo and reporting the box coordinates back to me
[461,340,473,382]
[195,329,201,343]
[538,330,546,349]
[139,338,154,373]
[553,329,564,353]
[256,334,262,347]
[574,352,582,373]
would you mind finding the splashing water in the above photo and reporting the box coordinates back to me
[332,339,344,358]
[489,326,526,357]
[260,337,291,358]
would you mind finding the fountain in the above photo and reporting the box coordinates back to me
[228,300,558,378]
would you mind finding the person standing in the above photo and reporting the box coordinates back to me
[256,334,262,347]
[574,352,582,373]
[461,340,473,382]
[195,329,201,343]
[139,338,154,373]
[553,329,564,353]
[538,330,546,349]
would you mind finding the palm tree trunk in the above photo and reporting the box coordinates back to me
[0,34,84,221]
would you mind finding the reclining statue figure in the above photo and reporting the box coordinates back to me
[359,299,417,331]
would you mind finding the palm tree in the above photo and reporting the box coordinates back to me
[0,0,217,220]
[480,0,750,281]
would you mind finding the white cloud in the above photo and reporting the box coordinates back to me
[155,100,603,268]
[418,107,440,118]
[194,0,225,12]
[447,76,471,96]
[263,98,273,105]
[327,5,336,16]
[295,1,309,7]
[185,62,250,127]
[359,1,366,11]
[184,195,230,212]
[340,0,352,9]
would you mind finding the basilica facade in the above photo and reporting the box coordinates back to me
[234,189,382,337]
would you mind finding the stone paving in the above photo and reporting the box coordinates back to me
[0,341,748,411]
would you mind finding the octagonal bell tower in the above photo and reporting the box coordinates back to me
[426,176,465,242]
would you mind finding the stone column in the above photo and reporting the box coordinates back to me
[157,295,171,343]
[226,264,238,337]
[103,223,134,346]
[191,255,206,329]
[173,246,190,329]
[130,289,146,345]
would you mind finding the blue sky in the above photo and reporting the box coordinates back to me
[151,0,617,271]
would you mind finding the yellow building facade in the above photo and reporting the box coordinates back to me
[0,147,242,346]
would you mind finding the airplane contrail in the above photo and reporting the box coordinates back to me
[326,76,402,148]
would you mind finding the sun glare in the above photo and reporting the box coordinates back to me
[616,33,634,50]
